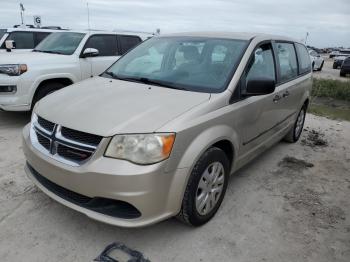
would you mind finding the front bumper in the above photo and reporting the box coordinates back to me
[22,124,189,227]
[0,74,31,111]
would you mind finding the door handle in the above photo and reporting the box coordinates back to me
[283,91,290,98]
[273,94,281,103]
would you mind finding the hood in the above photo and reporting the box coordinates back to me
[35,77,210,136]
[0,51,72,65]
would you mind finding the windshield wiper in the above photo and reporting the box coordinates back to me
[102,73,187,90]
[118,76,187,90]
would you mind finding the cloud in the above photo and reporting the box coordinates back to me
[0,0,349,47]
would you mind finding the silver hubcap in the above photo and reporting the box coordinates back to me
[195,162,225,216]
[295,109,305,137]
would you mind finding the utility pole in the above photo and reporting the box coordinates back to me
[20,3,25,26]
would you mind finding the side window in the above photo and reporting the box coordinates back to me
[295,43,311,74]
[3,32,35,49]
[84,35,117,56]
[34,32,51,46]
[276,42,298,82]
[246,44,276,84]
[118,35,141,55]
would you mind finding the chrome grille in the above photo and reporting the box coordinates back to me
[30,114,102,166]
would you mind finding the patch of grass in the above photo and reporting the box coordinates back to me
[309,103,350,121]
[312,79,350,101]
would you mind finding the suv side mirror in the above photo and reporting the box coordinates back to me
[244,78,275,96]
[82,48,99,58]
[5,40,16,52]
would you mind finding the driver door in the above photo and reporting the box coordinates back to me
[237,42,283,154]
[79,34,119,79]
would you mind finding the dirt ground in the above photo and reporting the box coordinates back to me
[313,56,350,82]
[0,111,349,262]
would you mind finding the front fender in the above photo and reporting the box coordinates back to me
[28,73,77,102]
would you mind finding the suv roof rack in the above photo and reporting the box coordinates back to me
[13,25,65,30]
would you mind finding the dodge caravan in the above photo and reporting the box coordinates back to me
[23,32,312,227]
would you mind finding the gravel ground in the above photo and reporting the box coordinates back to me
[0,111,349,262]
[313,56,350,82]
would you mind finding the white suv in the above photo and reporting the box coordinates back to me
[0,27,63,53]
[0,30,151,111]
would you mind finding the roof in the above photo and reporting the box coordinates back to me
[4,27,64,33]
[159,31,299,43]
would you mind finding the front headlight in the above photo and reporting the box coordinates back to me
[105,133,175,165]
[0,64,27,76]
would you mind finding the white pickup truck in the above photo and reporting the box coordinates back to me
[0,30,151,111]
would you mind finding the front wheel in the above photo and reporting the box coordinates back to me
[318,61,324,71]
[31,82,65,110]
[284,105,307,143]
[177,147,229,226]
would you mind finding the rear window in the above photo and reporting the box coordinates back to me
[295,43,311,74]
[118,35,141,55]
[1,31,35,49]
[276,42,298,82]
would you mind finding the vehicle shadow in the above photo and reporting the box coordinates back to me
[0,111,31,129]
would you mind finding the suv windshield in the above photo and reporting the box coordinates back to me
[102,37,248,93]
[34,32,85,55]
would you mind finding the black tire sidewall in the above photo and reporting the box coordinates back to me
[186,147,230,226]
[32,82,64,110]
[293,105,307,141]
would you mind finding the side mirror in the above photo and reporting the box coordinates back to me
[244,78,275,96]
[5,40,16,52]
[82,48,99,58]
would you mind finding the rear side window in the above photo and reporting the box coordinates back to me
[2,32,35,49]
[35,32,51,46]
[118,35,141,55]
[276,42,298,82]
[295,43,311,74]
[84,34,117,56]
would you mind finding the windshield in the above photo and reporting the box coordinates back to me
[102,37,248,93]
[0,29,6,41]
[34,32,85,55]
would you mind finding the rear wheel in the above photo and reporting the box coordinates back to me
[284,104,307,143]
[340,71,346,77]
[177,147,229,226]
[31,82,64,110]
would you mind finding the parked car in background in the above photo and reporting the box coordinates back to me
[340,57,350,77]
[23,32,312,227]
[309,49,324,71]
[0,30,151,111]
[329,50,340,58]
[333,56,348,69]
[0,26,64,52]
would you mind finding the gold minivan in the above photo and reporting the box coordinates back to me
[23,32,312,227]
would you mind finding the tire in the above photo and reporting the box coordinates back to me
[318,61,324,71]
[312,62,315,71]
[333,63,338,69]
[340,71,346,77]
[31,82,64,110]
[177,147,230,226]
[284,104,307,143]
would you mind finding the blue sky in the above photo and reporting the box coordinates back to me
[0,0,349,47]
